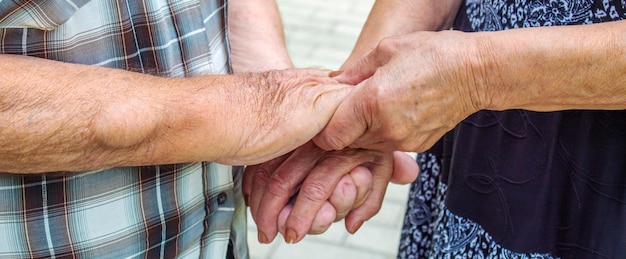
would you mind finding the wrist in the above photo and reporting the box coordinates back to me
[469,31,517,111]
[170,73,269,164]
[156,75,238,164]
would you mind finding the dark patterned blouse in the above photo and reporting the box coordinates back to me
[398,0,626,258]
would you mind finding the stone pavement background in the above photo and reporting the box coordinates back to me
[277,0,374,69]
[246,0,413,258]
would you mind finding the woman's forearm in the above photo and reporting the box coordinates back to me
[473,20,626,111]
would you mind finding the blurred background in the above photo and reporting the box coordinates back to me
[246,0,413,258]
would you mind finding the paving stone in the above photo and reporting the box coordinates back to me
[344,223,403,256]
[368,196,409,229]
[271,240,388,259]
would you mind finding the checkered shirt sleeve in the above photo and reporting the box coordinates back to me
[0,0,247,258]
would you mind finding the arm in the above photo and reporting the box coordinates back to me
[0,55,349,173]
[343,0,463,66]
[476,21,626,111]
[228,0,293,72]
[229,0,421,242]
[314,20,626,152]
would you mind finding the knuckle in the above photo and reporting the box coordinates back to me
[330,198,352,215]
[324,135,352,150]
[383,125,410,143]
[266,174,294,198]
[299,181,331,202]
[288,213,311,230]
[254,168,271,183]
[333,205,353,218]
[254,168,272,182]
[377,37,399,54]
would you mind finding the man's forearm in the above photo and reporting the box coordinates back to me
[0,55,232,173]
[228,0,293,72]
[473,20,626,111]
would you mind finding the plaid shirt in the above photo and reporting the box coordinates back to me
[0,0,247,258]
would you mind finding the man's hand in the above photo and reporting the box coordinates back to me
[313,31,485,152]
[244,142,418,244]
[212,69,352,166]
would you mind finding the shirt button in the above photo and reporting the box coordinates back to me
[217,192,227,205]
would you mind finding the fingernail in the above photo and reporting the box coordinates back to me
[258,231,269,244]
[349,221,364,234]
[284,228,298,244]
[329,70,344,77]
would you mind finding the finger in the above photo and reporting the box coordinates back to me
[333,43,391,85]
[246,154,289,244]
[255,143,324,244]
[242,165,256,206]
[277,203,292,236]
[308,83,353,132]
[345,125,399,151]
[247,154,289,218]
[277,201,336,237]
[282,152,362,243]
[248,166,275,243]
[270,83,353,159]
[347,166,374,210]
[248,166,269,220]
[228,79,352,167]
[327,166,373,221]
[343,153,394,234]
[338,152,417,234]
[308,202,337,235]
[390,151,419,184]
[328,174,358,221]
[312,87,368,151]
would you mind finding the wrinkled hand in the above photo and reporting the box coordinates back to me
[313,31,484,152]
[215,69,352,165]
[244,141,418,244]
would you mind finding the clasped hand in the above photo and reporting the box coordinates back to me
[231,68,418,244]
[243,30,488,244]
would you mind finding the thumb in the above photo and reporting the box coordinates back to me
[310,84,353,133]
[333,47,390,85]
[390,151,419,184]
[312,88,367,151]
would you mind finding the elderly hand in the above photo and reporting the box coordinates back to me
[313,31,486,152]
[244,141,418,244]
[214,68,352,165]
